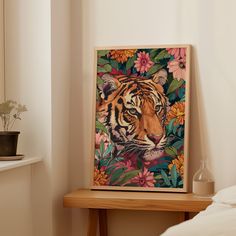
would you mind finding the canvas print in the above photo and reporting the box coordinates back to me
[92,45,190,192]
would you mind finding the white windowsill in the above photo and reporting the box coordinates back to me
[0,157,42,172]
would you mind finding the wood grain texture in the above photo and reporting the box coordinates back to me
[87,209,98,236]
[64,189,212,212]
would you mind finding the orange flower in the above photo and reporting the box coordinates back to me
[166,102,185,125]
[168,154,184,178]
[94,167,108,186]
[110,49,136,63]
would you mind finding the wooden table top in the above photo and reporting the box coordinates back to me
[63,189,212,212]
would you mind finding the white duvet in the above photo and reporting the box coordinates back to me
[161,185,236,236]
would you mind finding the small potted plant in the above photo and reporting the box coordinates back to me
[0,100,27,157]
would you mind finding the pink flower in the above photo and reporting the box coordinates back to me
[134,51,154,73]
[167,48,186,60]
[95,132,109,150]
[167,58,186,81]
[131,168,156,187]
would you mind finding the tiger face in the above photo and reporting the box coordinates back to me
[97,69,169,161]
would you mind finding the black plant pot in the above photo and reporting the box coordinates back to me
[0,131,20,156]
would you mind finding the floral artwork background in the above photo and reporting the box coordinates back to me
[93,46,189,190]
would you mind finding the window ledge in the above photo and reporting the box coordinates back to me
[0,157,42,172]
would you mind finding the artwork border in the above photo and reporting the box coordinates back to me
[90,44,191,193]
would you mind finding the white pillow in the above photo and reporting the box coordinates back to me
[212,185,236,206]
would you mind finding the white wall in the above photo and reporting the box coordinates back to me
[4,0,52,235]
[0,0,4,101]
[2,0,71,236]
[70,0,236,235]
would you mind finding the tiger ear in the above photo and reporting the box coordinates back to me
[152,69,168,86]
[98,74,120,99]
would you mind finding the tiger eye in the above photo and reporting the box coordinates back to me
[129,108,138,115]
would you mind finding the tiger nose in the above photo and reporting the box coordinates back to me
[147,134,162,144]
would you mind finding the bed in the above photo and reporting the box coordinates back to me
[161,185,236,236]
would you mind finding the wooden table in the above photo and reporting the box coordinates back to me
[63,189,212,236]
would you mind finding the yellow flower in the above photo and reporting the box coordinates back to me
[168,154,184,178]
[94,167,108,186]
[166,102,185,125]
[110,49,136,63]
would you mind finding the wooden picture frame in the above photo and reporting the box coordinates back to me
[91,45,191,192]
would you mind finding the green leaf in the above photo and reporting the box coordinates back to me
[178,180,183,186]
[100,140,104,156]
[95,150,100,159]
[103,144,113,157]
[118,170,140,185]
[165,146,178,157]
[96,121,108,134]
[146,64,163,76]
[170,165,178,187]
[166,119,175,136]
[149,163,169,172]
[149,49,159,60]
[110,168,125,184]
[104,64,112,72]
[172,140,184,149]
[97,66,107,73]
[167,79,184,95]
[161,170,171,186]
[98,57,110,66]
[97,50,109,57]
[126,56,136,70]
[154,50,171,62]
[110,60,119,70]
[97,76,104,85]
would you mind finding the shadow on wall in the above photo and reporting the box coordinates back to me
[188,46,212,191]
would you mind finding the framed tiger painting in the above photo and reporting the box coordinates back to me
[91,45,190,192]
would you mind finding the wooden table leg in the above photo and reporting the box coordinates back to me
[99,209,108,236]
[87,209,99,236]
[178,212,190,223]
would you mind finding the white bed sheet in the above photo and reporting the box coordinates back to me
[161,202,236,236]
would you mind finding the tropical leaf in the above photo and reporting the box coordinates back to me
[161,169,171,186]
[95,121,108,134]
[103,64,112,72]
[172,140,184,149]
[149,163,169,172]
[166,119,175,136]
[154,174,163,180]
[146,64,163,76]
[172,123,179,134]
[126,56,136,70]
[97,50,109,57]
[100,140,104,156]
[118,170,140,185]
[178,179,183,186]
[95,150,100,159]
[178,87,185,99]
[137,158,143,169]
[110,60,119,70]
[170,165,178,187]
[150,49,159,60]
[154,50,171,62]
[167,79,184,95]
[98,58,110,66]
[103,144,113,157]
[97,66,107,73]
[177,126,184,137]
[97,76,104,85]
[110,168,125,184]
[165,146,178,157]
